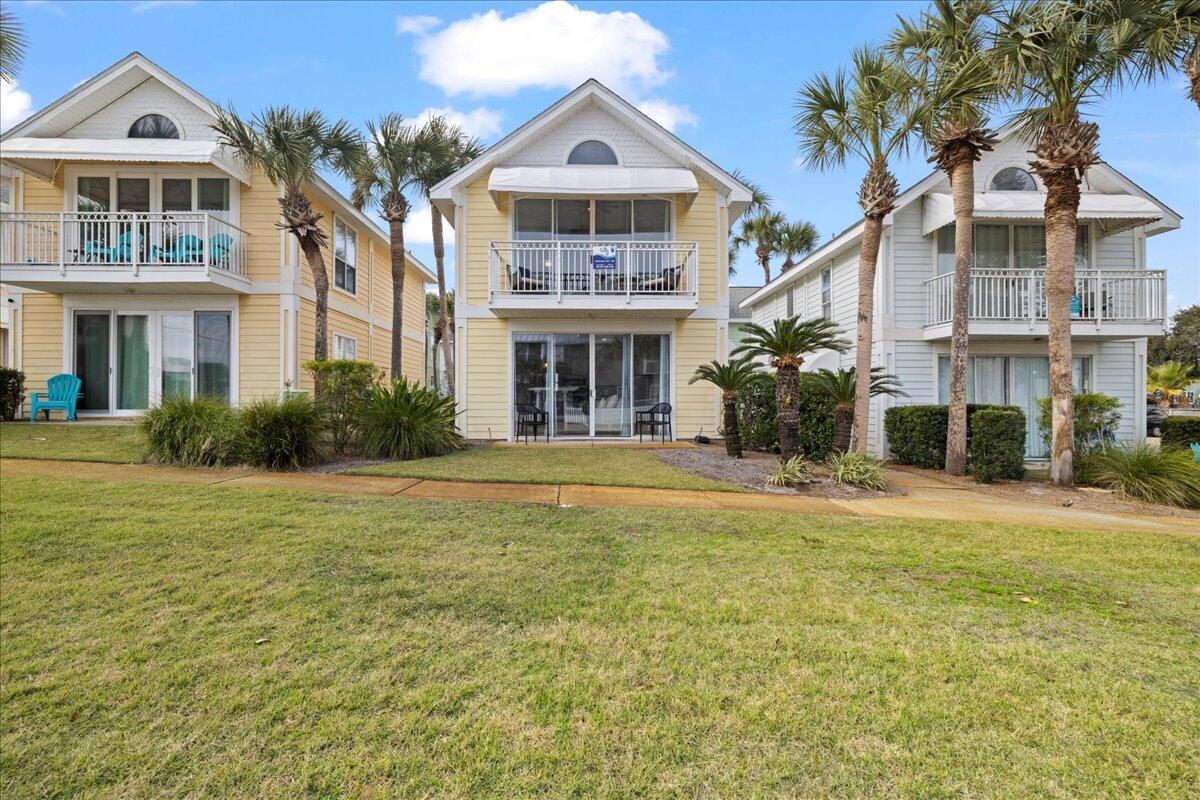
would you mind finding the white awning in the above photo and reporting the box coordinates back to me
[488,166,699,202]
[923,192,1163,236]
[0,137,252,184]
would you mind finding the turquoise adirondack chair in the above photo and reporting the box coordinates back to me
[29,373,83,422]
[1191,443,1200,462]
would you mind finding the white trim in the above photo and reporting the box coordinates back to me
[331,214,358,297]
[122,110,187,141]
[332,331,358,361]
[563,136,621,166]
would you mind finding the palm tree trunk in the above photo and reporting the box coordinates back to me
[1043,169,1079,486]
[945,155,975,476]
[297,235,329,362]
[387,218,407,379]
[833,404,853,454]
[430,204,454,395]
[760,255,771,286]
[850,216,883,454]
[776,366,800,461]
[722,392,743,458]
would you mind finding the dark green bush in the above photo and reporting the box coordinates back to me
[0,367,25,421]
[1081,444,1200,507]
[885,404,1018,468]
[1160,416,1200,450]
[143,395,240,467]
[238,395,326,470]
[968,408,1027,483]
[1036,392,1121,455]
[306,359,380,455]
[734,373,835,459]
[361,378,462,460]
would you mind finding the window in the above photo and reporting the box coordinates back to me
[198,178,231,211]
[334,218,357,294]
[333,333,358,361]
[128,114,179,139]
[786,287,795,318]
[513,198,671,240]
[989,167,1037,191]
[934,222,1091,271]
[567,140,618,165]
[820,267,833,320]
[159,177,232,213]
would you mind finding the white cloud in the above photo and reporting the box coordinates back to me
[396,14,441,36]
[1,78,33,132]
[131,0,196,12]
[636,99,696,133]
[411,1,671,97]
[411,106,503,141]
[403,204,436,246]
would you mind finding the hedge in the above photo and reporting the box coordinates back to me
[968,409,1026,483]
[884,404,1019,469]
[1036,392,1121,455]
[0,368,24,421]
[734,373,836,460]
[1161,415,1200,450]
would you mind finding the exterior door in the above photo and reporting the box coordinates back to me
[74,312,111,412]
[161,313,194,400]
[552,334,590,436]
[116,314,150,411]
[593,334,631,436]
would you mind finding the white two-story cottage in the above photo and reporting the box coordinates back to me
[744,128,1179,458]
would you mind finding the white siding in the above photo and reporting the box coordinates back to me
[63,78,215,140]
[1094,339,1139,445]
[507,104,680,167]
[891,202,932,329]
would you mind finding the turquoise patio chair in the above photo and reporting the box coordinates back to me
[209,233,233,269]
[29,373,82,422]
[1190,443,1200,462]
[171,234,204,263]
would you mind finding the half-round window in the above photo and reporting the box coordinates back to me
[128,114,180,139]
[989,166,1037,191]
[567,140,618,165]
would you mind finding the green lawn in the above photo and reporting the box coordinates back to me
[0,422,146,463]
[349,445,744,491]
[2,475,1198,797]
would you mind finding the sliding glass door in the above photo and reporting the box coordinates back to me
[161,314,194,400]
[594,335,631,436]
[196,311,231,401]
[117,315,149,410]
[553,334,590,436]
[74,312,111,412]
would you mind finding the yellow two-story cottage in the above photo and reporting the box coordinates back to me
[0,53,431,415]
[430,80,752,441]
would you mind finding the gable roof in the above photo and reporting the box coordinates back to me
[729,285,760,321]
[429,79,753,221]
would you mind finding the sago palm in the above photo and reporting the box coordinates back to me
[1147,361,1195,408]
[777,220,820,273]
[733,317,849,461]
[992,0,1147,485]
[353,114,447,378]
[689,356,761,458]
[889,0,1001,477]
[804,367,907,454]
[416,116,483,395]
[795,46,918,454]
[213,106,364,362]
[732,209,785,285]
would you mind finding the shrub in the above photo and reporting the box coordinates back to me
[884,404,1016,468]
[1080,444,1200,507]
[361,378,462,460]
[1036,392,1121,455]
[306,359,380,455]
[767,456,809,487]
[827,451,887,491]
[735,373,836,459]
[238,395,326,470]
[143,395,240,467]
[969,408,1027,483]
[0,368,25,421]
[1160,416,1200,450]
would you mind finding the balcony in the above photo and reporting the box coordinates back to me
[0,212,251,294]
[924,268,1167,339]
[488,240,698,318]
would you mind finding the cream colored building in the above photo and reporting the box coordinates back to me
[430,80,752,441]
[0,53,432,415]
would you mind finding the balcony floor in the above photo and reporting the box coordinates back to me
[0,264,251,295]
[922,319,1166,340]
[489,294,697,318]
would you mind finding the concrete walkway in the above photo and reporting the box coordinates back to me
[2,457,1194,535]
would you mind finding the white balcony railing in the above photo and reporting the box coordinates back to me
[0,211,249,277]
[489,240,698,300]
[925,268,1167,326]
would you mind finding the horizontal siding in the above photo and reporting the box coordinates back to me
[892,202,931,329]
[465,179,508,306]
[676,182,720,307]
[674,318,719,438]
[464,317,509,439]
[1094,340,1137,444]
[238,294,279,403]
[18,293,64,413]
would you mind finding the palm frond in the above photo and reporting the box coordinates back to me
[732,317,850,366]
[689,356,761,392]
[804,367,908,405]
[0,11,28,84]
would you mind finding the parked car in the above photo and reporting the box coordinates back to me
[1147,406,1169,437]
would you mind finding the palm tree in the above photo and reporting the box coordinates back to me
[689,356,761,458]
[1127,0,1200,109]
[992,0,1146,486]
[213,107,364,362]
[416,117,483,396]
[733,317,849,461]
[0,11,27,84]
[732,209,785,285]
[890,0,1001,477]
[352,114,447,378]
[795,46,918,454]
[777,220,820,273]
[726,169,772,276]
[425,289,455,394]
[804,367,907,453]
[1148,361,1195,408]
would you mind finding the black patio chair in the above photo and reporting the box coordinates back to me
[515,402,549,443]
[636,402,673,443]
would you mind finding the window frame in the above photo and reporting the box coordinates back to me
[931,221,1093,276]
[820,267,833,320]
[127,113,181,140]
[565,139,619,166]
[333,332,358,361]
[333,216,358,296]
[988,166,1038,192]
[511,198,674,241]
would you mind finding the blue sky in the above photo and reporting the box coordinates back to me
[7,0,1198,312]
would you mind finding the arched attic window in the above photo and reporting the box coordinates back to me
[128,114,180,139]
[567,140,618,165]
[989,166,1037,191]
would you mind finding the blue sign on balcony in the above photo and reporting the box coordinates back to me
[591,245,617,271]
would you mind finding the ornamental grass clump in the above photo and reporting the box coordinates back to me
[827,451,887,491]
[238,394,326,470]
[1080,444,1200,508]
[143,395,241,467]
[767,456,810,488]
[361,378,462,460]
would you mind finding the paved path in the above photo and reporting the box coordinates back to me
[2,458,1194,536]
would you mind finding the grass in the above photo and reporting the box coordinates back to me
[2,475,1198,797]
[0,422,146,463]
[348,445,744,491]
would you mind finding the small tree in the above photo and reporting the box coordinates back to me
[1148,361,1195,408]
[689,356,761,458]
[731,209,785,285]
[306,359,380,455]
[805,367,906,453]
[777,220,820,273]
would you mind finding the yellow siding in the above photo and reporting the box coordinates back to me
[675,181,720,307]
[464,180,508,305]
[296,300,316,393]
[674,318,720,438]
[23,173,63,212]
[240,167,282,283]
[464,317,509,438]
[18,294,64,409]
[238,294,279,402]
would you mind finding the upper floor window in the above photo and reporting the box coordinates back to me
[334,218,357,294]
[820,267,833,320]
[786,286,795,318]
[567,140,618,165]
[514,198,670,241]
[989,167,1036,191]
[936,222,1090,272]
[128,114,180,139]
[333,333,358,361]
